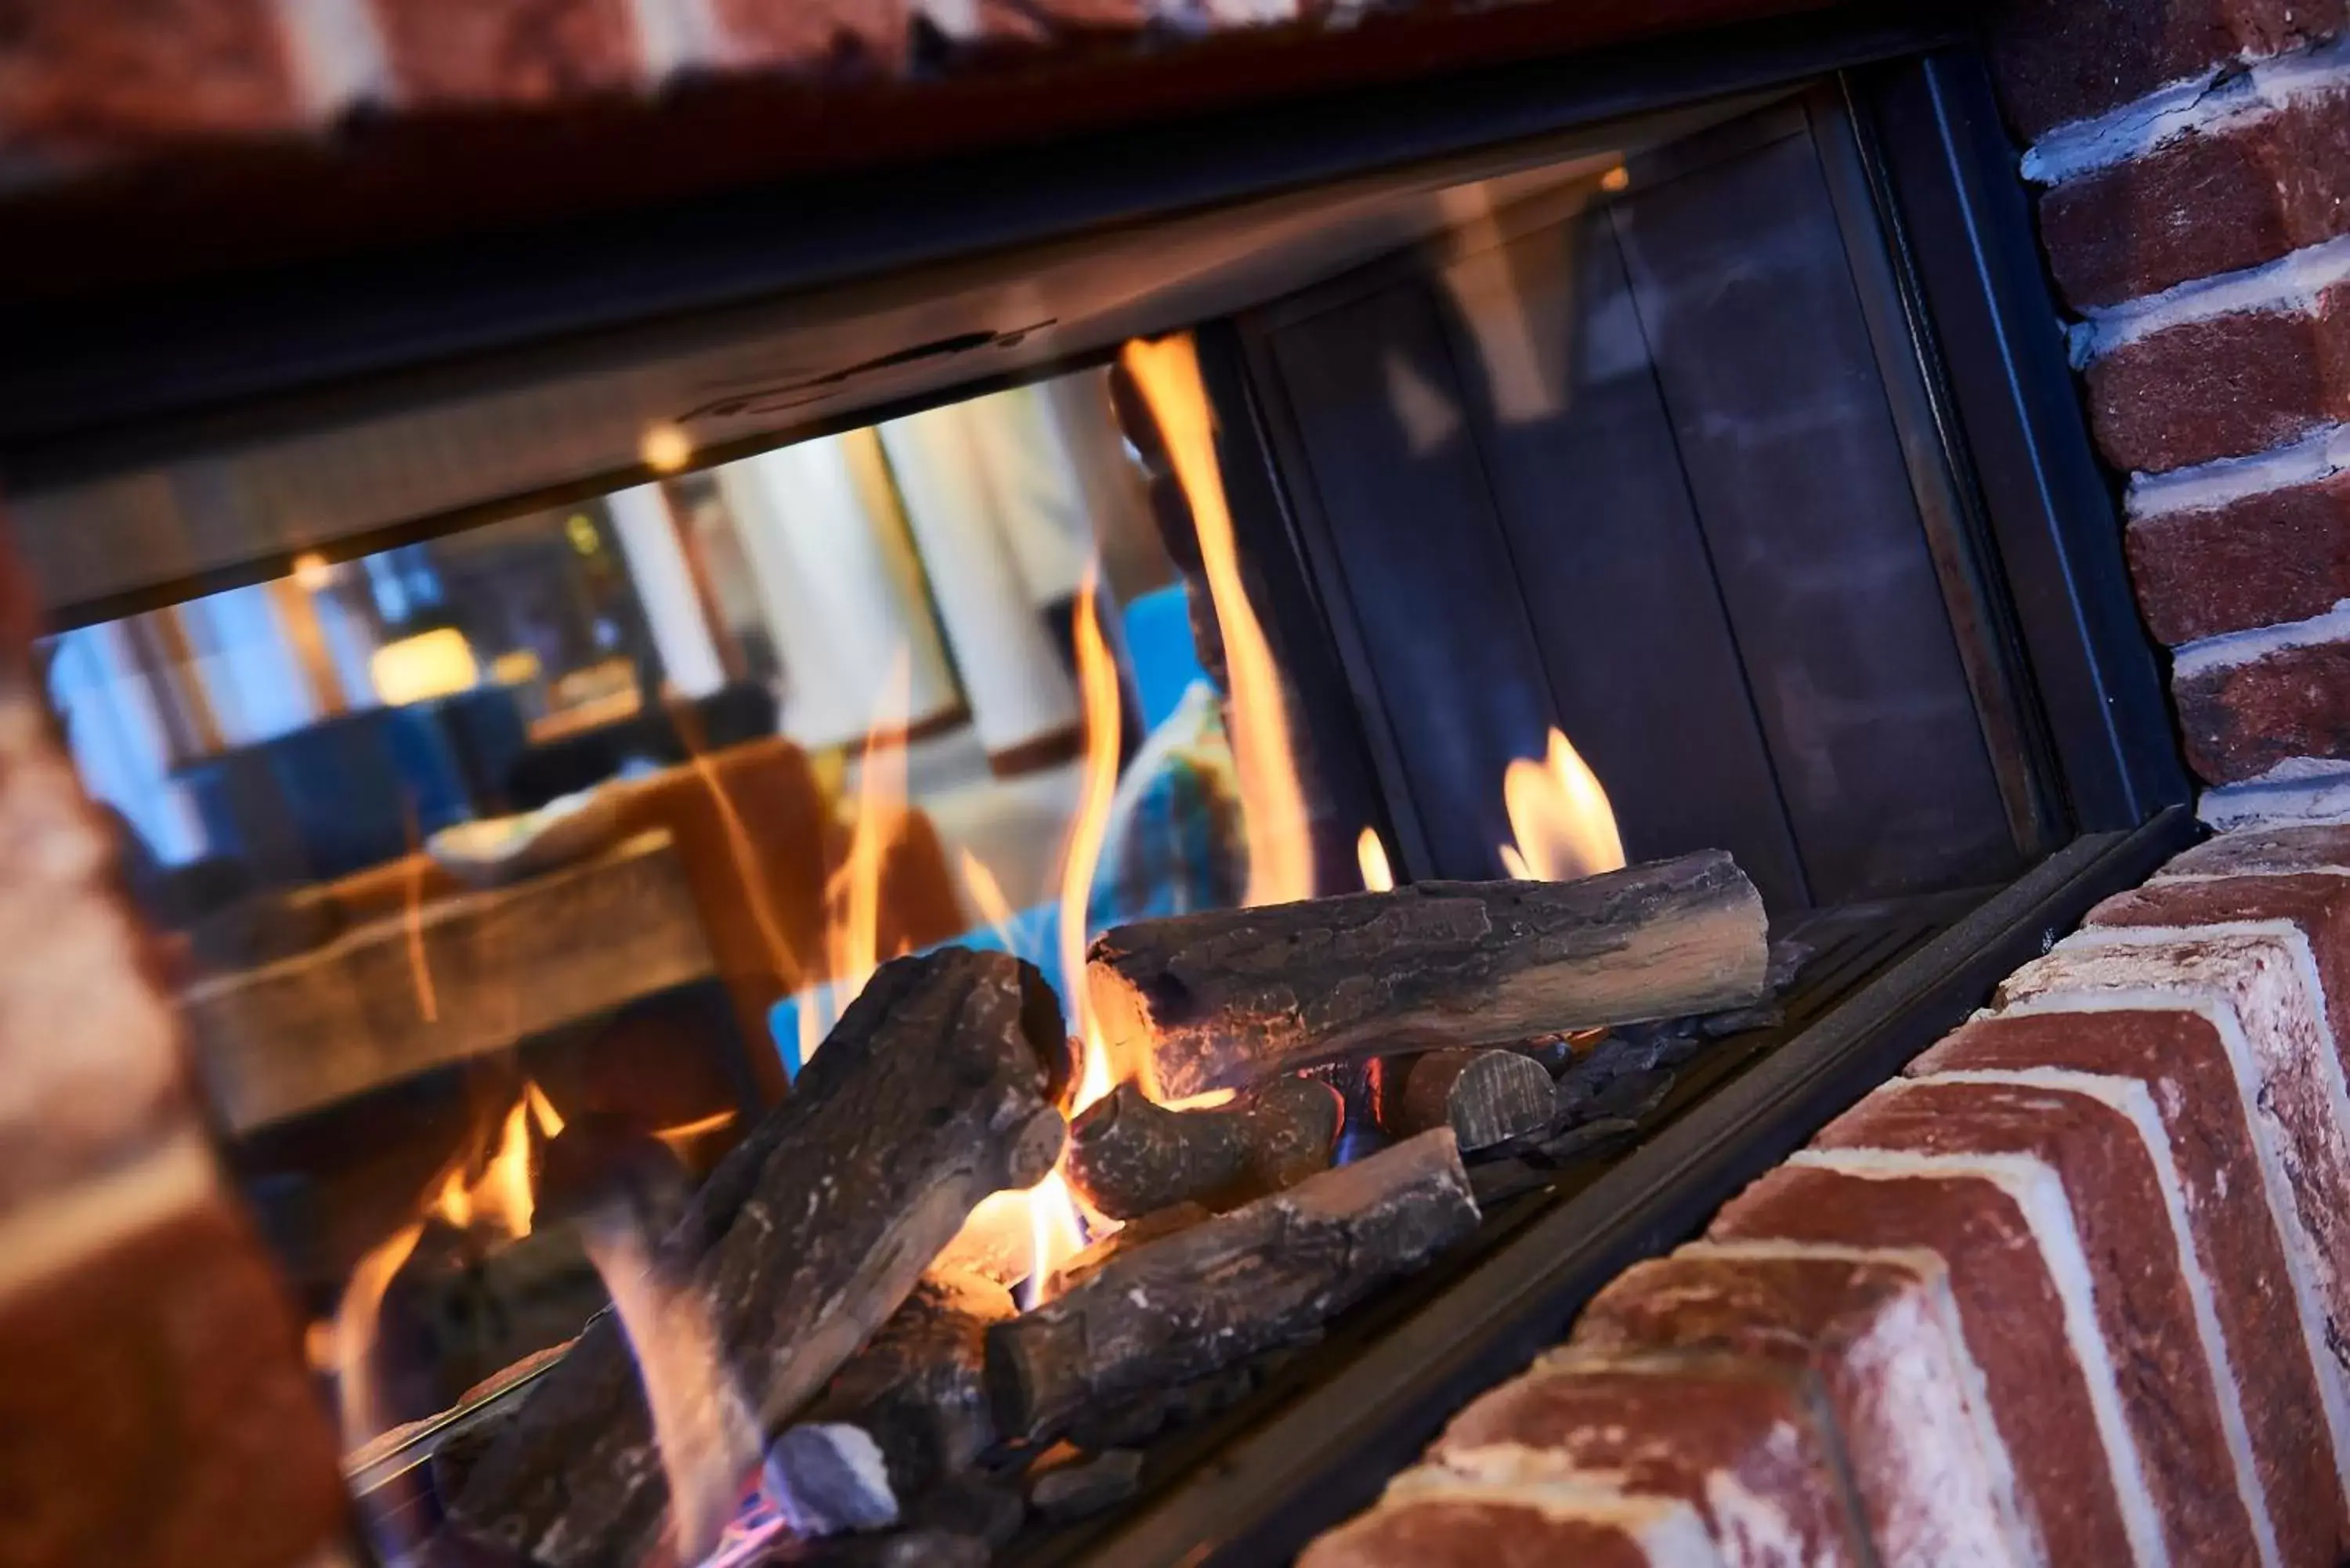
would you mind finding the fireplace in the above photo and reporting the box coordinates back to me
[0,9,2213,1568]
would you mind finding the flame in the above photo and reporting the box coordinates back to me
[1023,1169,1088,1308]
[1499,728,1625,882]
[1058,576,1126,1115]
[1121,335,1314,909]
[1357,827,1394,892]
[957,849,1019,948]
[329,1220,423,1454]
[800,653,913,1067]
[472,1097,537,1241]
[525,1080,566,1139]
[651,1108,738,1162]
[581,1221,761,1564]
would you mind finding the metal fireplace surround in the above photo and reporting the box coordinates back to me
[0,8,2199,1566]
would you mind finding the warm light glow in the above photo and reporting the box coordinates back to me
[957,849,1018,948]
[1357,827,1395,893]
[801,654,913,1065]
[330,1221,423,1454]
[1057,576,1126,1113]
[581,1221,761,1564]
[641,422,694,474]
[291,551,334,592]
[472,1098,537,1241]
[524,1080,566,1140]
[651,1108,738,1162]
[1121,335,1315,909]
[371,627,481,706]
[1159,1086,1239,1112]
[401,806,439,1026]
[1600,164,1631,193]
[1023,1169,1088,1309]
[1499,728,1625,883]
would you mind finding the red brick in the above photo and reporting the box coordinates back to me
[2175,638,2350,783]
[709,0,910,75]
[2160,821,2350,876]
[2085,283,2350,473]
[2128,471,2350,641]
[0,1185,348,1568]
[2090,870,2350,1042]
[2041,87,2350,310]
[1914,1013,2348,1565]
[1989,0,2342,142]
[0,0,303,150]
[368,0,645,107]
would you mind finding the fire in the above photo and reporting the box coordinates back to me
[1357,827,1395,892]
[526,1080,566,1138]
[1121,335,1314,909]
[799,655,913,1068]
[652,1108,739,1162]
[1499,727,1625,883]
[1058,575,1126,1114]
[580,1221,761,1565]
[328,1220,423,1454]
[956,849,1018,948]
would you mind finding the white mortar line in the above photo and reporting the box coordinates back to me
[2169,597,2350,679]
[1912,1069,2282,1568]
[2069,231,2350,365]
[2024,36,2350,186]
[2202,765,2350,830]
[2126,422,2350,520]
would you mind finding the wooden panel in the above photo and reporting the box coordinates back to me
[182,830,716,1133]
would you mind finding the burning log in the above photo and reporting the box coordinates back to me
[1381,1048,1556,1152]
[1087,851,1768,1100]
[763,1265,1017,1533]
[986,1128,1480,1441]
[443,948,1069,1568]
[1064,1076,1343,1219]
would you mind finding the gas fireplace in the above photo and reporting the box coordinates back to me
[0,9,2196,1568]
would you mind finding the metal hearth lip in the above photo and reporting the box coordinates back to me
[1085,806,2201,1567]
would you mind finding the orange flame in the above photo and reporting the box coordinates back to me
[1357,827,1395,892]
[580,1221,761,1564]
[799,654,913,1067]
[651,1108,739,1163]
[956,848,1018,948]
[328,1220,423,1454]
[1058,576,1126,1114]
[1121,335,1314,909]
[1499,728,1625,882]
[525,1081,566,1139]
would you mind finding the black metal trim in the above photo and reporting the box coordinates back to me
[1851,51,2190,831]
[1086,806,2200,1566]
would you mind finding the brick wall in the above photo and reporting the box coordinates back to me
[1990,0,2350,828]
[0,533,352,1567]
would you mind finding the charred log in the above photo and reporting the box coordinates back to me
[986,1129,1479,1440]
[443,948,1068,1568]
[1381,1048,1555,1152]
[1086,852,1767,1100]
[1064,1076,1343,1219]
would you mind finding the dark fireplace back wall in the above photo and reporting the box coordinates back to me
[1210,74,2182,921]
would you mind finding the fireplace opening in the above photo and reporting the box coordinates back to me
[5,33,2193,1568]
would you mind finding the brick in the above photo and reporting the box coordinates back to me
[2041,86,2350,310]
[0,695,190,1212]
[2084,282,2350,473]
[2089,870,2350,1046]
[708,0,910,76]
[1810,1076,2271,1568]
[1300,1469,1719,1568]
[1567,1245,2039,1568]
[1914,1012,2349,1563]
[2175,636,2350,783]
[0,0,304,149]
[2158,820,2350,876]
[2128,470,2350,641]
[1430,1350,1869,1566]
[1712,1160,2152,1566]
[0,1170,348,1568]
[367,0,646,107]
[1988,0,2342,142]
